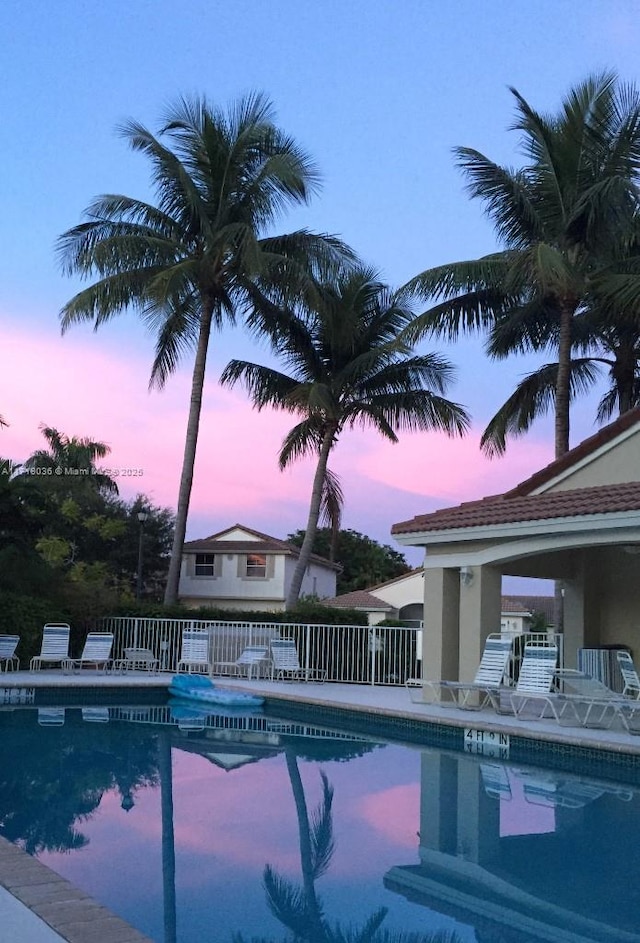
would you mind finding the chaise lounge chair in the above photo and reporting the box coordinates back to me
[270,638,326,682]
[491,641,560,718]
[406,634,514,710]
[177,628,210,674]
[30,624,71,671]
[616,650,640,699]
[491,645,620,728]
[0,635,20,672]
[63,632,114,673]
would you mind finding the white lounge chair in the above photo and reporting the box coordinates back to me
[616,651,640,699]
[82,707,110,723]
[407,634,514,710]
[480,763,512,800]
[493,642,567,719]
[38,707,65,726]
[270,639,326,682]
[0,635,20,672]
[493,641,558,715]
[550,669,632,728]
[177,628,210,674]
[63,632,114,673]
[30,624,71,671]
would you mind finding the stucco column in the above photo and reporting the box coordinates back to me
[458,564,502,682]
[418,751,458,858]
[563,551,600,668]
[422,567,460,681]
[455,759,500,865]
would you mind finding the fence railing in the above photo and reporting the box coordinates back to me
[100,618,563,687]
[101,617,420,685]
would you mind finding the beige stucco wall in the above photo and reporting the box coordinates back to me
[540,429,640,493]
[375,570,424,609]
[592,547,640,656]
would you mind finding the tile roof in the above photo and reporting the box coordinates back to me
[184,524,339,570]
[500,597,531,614]
[321,590,393,610]
[507,407,640,496]
[511,595,555,623]
[391,481,640,536]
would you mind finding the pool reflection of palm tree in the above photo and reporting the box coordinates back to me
[235,747,463,943]
[159,729,177,943]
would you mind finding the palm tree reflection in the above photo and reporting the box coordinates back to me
[235,746,463,943]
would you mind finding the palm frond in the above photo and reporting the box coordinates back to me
[480,359,600,456]
[309,771,335,880]
[220,360,303,412]
[278,419,323,469]
[319,468,344,538]
[454,147,543,247]
[262,866,315,937]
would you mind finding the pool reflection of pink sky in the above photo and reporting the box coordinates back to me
[41,747,554,895]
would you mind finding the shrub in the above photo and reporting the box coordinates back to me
[0,592,72,662]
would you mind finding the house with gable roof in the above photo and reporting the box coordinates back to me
[323,568,537,631]
[178,524,339,611]
[391,407,640,682]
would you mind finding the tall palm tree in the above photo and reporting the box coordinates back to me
[220,266,469,609]
[58,93,348,604]
[405,71,640,460]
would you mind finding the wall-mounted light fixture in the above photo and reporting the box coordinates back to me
[460,565,474,587]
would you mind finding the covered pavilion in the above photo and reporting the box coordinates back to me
[391,408,640,682]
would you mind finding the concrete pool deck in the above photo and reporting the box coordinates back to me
[2,667,640,755]
[2,667,640,941]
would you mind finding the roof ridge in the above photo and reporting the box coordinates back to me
[507,407,640,496]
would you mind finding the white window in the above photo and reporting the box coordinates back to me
[195,553,216,576]
[246,553,267,578]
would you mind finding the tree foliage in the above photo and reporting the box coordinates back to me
[288,528,410,595]
[223,265,467,608]
[405,71,640,458]
[0,426,174,631]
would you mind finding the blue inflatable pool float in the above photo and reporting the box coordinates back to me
[168,673,264,709]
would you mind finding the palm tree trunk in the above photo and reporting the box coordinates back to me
[285,426,335,610]
[284,749,325,938]
[553,301,575,633]
[554,302,574,459]
[164,303,214,605]
[158,731,177,943]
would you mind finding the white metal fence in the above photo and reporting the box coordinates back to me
[100,618,563,687]
[100,617,420,685]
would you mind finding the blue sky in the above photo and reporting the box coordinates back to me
[2,0,638,575]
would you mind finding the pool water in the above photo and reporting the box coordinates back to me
[1,702,640,943]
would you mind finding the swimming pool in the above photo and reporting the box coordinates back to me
[1,700,639,943]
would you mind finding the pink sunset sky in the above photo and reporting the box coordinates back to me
[3,1,638,573]
[2,316,553,567]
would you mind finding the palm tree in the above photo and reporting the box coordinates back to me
[23,424,118,496]
[405,71,640,460]
[58,93,348,605]
[220,266,469,609]
[480,316,640,455]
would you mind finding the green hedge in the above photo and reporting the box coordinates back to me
[0,592,74,663]
[105,600,368,626]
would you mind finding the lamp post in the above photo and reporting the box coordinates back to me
[136,510,148,601]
